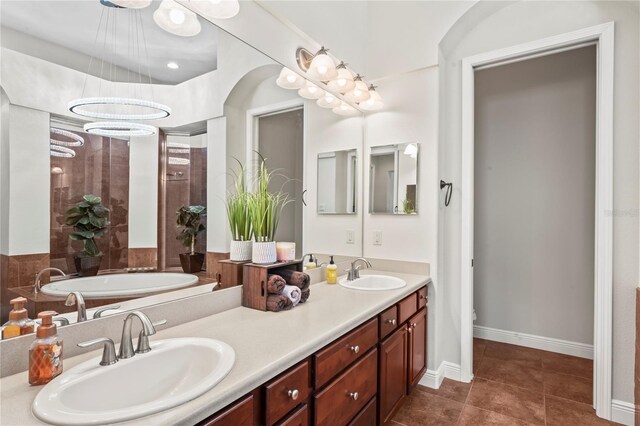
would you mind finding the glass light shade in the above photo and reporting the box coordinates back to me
[316,93,341,109]
[154,0,201,37]
[276,67,305,90]
[306,50,338,81]
[404,143,418,157]
[359,88,383,111]
[188,0,240,19]
[298,81,324,100]
[110,0,152,8]
[332,102,359,116]
[344,78,371,103]
[327,67,355,93]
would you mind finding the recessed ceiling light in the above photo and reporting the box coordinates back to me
[167,62,179,69]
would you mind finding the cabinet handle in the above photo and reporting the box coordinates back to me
[407,326,412,333]
[288,389,299,400]
[420,294,425,299]
[350,345,360,354]
[348,392,359,401]
[386,319,397,326]
[412,323,417,328]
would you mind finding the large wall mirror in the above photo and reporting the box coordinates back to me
[369,143,419,214]
[0,0,365,326]
[317,149,358,214]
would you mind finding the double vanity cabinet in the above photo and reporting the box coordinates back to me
[200,286,428,426]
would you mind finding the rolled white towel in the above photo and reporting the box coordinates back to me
[282,284,302,306]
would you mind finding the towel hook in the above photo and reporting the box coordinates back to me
[440,180,453,207]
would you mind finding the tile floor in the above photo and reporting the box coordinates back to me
[391,338,620,425]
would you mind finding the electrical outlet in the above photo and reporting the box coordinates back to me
[373,230,383,245]
[346,229,355,244]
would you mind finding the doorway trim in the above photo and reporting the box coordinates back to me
[459,22,614,419]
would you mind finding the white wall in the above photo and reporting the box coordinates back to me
[206,116,229,253]
[438,0,639,404]
[128,135,158,249]
[0,88,9,255]
[473,46,597,345]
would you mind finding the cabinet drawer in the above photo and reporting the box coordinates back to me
[348,397,377,426]
[379,305,398,339]
[398,292,418,324]
[200,394,254,426]
[265,361,310,425]
[314,317,378,389]
[418,287,427,309]
[314,348,378,426]
[276,404,308,426]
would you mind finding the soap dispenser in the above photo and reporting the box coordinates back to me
[2,297,35,339]
[326,256,338,284]
[305,254,317,270]
[29,311,63,386]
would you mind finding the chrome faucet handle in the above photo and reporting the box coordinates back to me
[65,291,87,322]
[136,320,167,354]
[93,305,121,319]
[78,337,118,366]
[119,311,157,359]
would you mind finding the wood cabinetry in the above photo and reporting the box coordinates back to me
[198,285,428,426]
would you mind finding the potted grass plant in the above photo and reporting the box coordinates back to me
[176,205,206,273]
[227,160,253,261]
[248,157,292,264]
[65,194,109,276]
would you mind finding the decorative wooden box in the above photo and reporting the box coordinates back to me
[216,259,249,289]
[242,260,303,311]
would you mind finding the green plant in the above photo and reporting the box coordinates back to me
[65,194,110,257]
[248,156,292,242]
[402,198,415,214]
[226,159,252,242]
[176,205,206,254]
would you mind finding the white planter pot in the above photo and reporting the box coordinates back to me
[252,241,277,264]
[230,240,252,262]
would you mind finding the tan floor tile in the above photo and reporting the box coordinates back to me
[543,371,592,405]
[542,351,593,379]
[458,405,535,425]
[392,388,463,426]
[418,379,472,403]
[466,378,545,425]
[545,395,619,425]
[476,357,544,391]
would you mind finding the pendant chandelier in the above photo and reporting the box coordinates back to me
[68,1,171,137]
[50,127,85,158]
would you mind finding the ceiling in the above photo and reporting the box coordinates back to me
[0,0,219,85]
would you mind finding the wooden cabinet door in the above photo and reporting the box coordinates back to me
[407,308,427,391]
[378,326,408,425]
[200,394,254,426]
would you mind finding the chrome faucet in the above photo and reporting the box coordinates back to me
[118,311,157,359]
[65,291,87,322]
[77,338,118,366]
[93,305,121,319]
[34,267,66,294]
[347,258,372,281]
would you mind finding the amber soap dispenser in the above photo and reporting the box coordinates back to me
[29,311,63,386]
[2,297,35,339]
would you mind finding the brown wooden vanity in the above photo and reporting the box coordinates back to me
[199,285,427,426]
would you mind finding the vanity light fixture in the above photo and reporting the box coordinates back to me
[343,75,370,103]
[299,47,338,81]
[298,81,324,100]
[358,85,383,112]
[109,0,152,8]
[50,128,85,147]
[188,0,240,20]
[276,67,305,90]
[327,62,355,93]
[167,61,180,69]
[332,101,359,116]
[316,92,341,109]
[153,0,202,37]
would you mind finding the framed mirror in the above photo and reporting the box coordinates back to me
[317,149,358,214]
[369,142,419,215]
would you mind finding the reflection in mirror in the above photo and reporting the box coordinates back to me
[317,149,357,214]
[369,143,419,215]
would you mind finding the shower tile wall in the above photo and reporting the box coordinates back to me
[50,129,129,273]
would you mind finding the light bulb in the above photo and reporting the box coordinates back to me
[306,47,338,81]
[332,101,359,116]
[359,85,384,111]
[344,76,371,103]
[169,8,186,24]
[317,93,341,109]
[327,63,355,93]
[286,74,296,83]
[154,0,201,36]
[298,81,324,99]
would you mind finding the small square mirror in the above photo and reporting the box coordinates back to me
[369,142,418,214]
[317,149,358,214]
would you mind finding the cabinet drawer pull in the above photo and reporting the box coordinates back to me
[407,326,412,333]
[348,392,359,401]
[386,319,396,326]
[412,322,417,328]
[420,294,425,299]
[288,389,299,400]
[350,345,360,354]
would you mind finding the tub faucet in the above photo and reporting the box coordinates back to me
[65,291,87,322]
[347,258,372,281]
[34,267,66,294]
[118,311,157,359]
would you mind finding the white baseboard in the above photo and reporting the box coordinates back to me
[419,361,462,389]
[473,325,593,359]
[611,400,636,426]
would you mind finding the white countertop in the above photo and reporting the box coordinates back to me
[0,270,430,426]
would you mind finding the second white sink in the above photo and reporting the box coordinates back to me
[339,274,407,291]
[32,337,235,425]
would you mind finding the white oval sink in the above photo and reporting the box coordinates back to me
[339,274,407,291]
[32,338,235,425]
[40,273,199,299]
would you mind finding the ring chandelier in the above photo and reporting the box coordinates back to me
[50,145,77,158]
[276,47,384,115]
[84,122,157,138]
[168,156,190,166]
[167,142,191,154]
[68,97,171,121]
[50,128,85,147]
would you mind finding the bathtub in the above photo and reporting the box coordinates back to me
[40,273,200,299]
